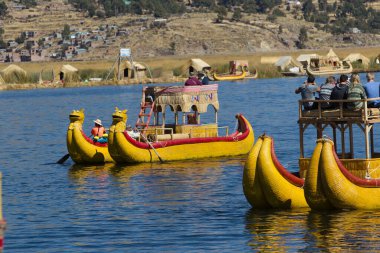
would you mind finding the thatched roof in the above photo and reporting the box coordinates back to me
[189,58,211,73]
[260,56,280,64]
[122,60,146,70]
[343,53,370,66]
[326,48,339,61]
[1,64,26,75]
[296,54,318,64]
[0,64,27,83]
[145,84,219,113]
[274,56,302,70]
[60,64,78,73]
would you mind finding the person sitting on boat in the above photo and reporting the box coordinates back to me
[347,73,366,111]
[185,74,202,86]
[295,76,320,110]
[318,76,336,109]
[91,119,108,143]
[330,74,349,109]
[126,125,140,139]
[363,72,380,108]
[198,73,209,85]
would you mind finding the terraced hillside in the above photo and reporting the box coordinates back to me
[0,0,379,61]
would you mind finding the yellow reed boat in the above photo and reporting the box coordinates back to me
[300,97,380,209]
[243,135,308,209]
[67,109,114,164]
[318,139,380,210]
[108,84,254,164]
[212,70,246,81]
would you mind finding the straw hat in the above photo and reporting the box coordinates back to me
[93,119,102,126]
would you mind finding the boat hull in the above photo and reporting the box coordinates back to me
[108,114,254,164]
[243,135,309,209]
[212,71,246,81]
[243,137,270,208]
[320,139,380,209]
[67,110,114,164]
[306,61,353,76]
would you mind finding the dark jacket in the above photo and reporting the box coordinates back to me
[330,83,349,108]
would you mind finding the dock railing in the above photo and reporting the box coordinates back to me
[298,97,380,123]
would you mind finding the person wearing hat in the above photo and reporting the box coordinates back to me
[91,119,108,143]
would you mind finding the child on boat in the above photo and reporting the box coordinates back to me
[91,119,108,143]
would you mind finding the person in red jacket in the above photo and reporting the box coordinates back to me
[185,74,202,86]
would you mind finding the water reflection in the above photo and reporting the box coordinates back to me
[245,209,380,252]
[245,209,308,252]
[307,210,380,251]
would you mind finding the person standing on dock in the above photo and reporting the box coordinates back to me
[363,72,380,108]
[295,76,320,110]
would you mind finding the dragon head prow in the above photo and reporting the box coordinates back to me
[69,108,85,124]
[112,107,128,123]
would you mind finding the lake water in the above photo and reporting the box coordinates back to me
[1,74,380,252]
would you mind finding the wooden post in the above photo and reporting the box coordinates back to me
[299,123,304,158]
[175,112,178,125]
[365,124,370,159]
[349,123,354,158]
[182,112,186,124]
[117,54,121,81]
[215,111,218,124]
[332,123,337,153]
[370,124,374,157]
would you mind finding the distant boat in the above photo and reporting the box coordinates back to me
[306,56,353,76]
[212,70,246,81]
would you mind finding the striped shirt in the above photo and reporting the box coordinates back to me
[347,84,366,110]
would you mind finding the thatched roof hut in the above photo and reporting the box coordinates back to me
[59,64,80,83]
[0,64,27,83]
[343,53,370,66]
[115,60,147,80]
[187,58,211,75]
[274,56,302,71]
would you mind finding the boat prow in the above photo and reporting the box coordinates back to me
[303,139,335,210]
[67,109,114,164]
[243,135,309,209]
[320,139,380,209]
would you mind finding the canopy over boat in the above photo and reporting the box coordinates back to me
[145,84,219,113]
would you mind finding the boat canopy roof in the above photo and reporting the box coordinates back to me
[145,84,219,113]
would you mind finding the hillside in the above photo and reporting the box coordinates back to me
[0,0,380,62]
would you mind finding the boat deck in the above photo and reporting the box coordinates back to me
[298,98,380,159]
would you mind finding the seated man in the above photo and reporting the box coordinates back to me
[295,76,320,110]
[363,72,380,108]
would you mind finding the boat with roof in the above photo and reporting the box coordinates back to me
[107,84,254,164]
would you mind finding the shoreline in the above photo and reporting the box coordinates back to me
[1,47,380,91]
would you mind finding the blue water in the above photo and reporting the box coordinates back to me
[1,74,380,252]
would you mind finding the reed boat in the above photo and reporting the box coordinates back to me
[243,135,309,209]
[212,70,246,81]
[108,84,254,164]
[299,97,380,210]
[318,139,380,210]
[67,109,114,164]
[306,57,352,76]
